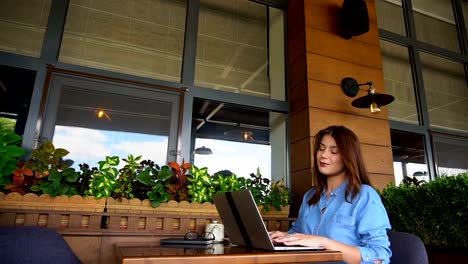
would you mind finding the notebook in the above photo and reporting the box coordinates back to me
[213,189,325,251]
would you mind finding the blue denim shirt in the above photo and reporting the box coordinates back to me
[290,182,392,263]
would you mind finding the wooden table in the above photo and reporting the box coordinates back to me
[115,243,343,264]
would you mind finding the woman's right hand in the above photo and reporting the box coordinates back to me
[268,231,289,240]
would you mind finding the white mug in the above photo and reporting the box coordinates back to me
[205,220,224,243]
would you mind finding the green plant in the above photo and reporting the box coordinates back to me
[136,160,173,207]
[112,154,148,199]
[86,156,120,199]
[6,141,81,196]
[240,167,271,205]
[0,128,27,187]
[264,179,291,211]
[380,172,468,248]
[187,165,242,203]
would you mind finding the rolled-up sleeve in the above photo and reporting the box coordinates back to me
[356,197,392,263]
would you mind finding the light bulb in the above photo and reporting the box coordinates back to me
[97,110,105,118]
[243,131,249,140]
[370,102,381,113]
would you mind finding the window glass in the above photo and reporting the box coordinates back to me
[380,40,418,124]
[463,1,468,37]
[59,0,186,82]
[419,52,467,132]
[0,0,52,57]
[191,99,287,181]
[375,0,406,35]
[433,132,468,176]
[412,0,460,52]
[0,65,36,136]
[43,76,180,169]
[195,0,285,100]
[391,130,429,185]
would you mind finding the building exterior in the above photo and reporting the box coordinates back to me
[0,0,467,217]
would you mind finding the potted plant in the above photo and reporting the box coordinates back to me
[379,172,468,264]
[0,126,27,188]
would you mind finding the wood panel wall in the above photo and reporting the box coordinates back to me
[287,0,395,216]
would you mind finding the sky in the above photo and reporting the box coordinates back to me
[53,125,272,179]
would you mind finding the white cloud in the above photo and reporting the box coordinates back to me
[194,139,271,179]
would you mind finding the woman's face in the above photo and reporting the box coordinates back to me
[316,134,346,178]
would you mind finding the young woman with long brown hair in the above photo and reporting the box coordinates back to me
[270,125,391,264]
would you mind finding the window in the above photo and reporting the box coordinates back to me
[419,52,467,132]
[0,0,52,57]
[391,130,429,184]
[41,74,181,169]
[378,0,468,180]
[413,0,460,52]
[375,0,406,35]
[191,99,287,180]
[433,132,468,176]
[0,65,36,136]
[59,0,186,82]
[194,0,285,100]
[380,40,418,124]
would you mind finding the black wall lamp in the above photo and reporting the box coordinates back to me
[341,77,395,113]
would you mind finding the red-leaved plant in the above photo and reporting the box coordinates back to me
[167,159,191,201]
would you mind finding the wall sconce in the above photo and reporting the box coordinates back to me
[340,77,395,113]
[194,146,213,155]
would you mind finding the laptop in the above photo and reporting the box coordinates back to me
[213,189,325,251]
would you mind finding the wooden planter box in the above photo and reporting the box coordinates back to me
[0,193,294,264]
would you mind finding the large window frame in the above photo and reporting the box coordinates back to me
[0,0,290,183]
[378,0,468,179]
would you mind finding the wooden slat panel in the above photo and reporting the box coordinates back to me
[69,214,82,229]
[307,79,390,118]
[108,215,121,231]
[288,57,307,90]
[306,28,382,69]
[146,216,158,231]
[307,108,391,147]
[127,216,139,231]
[306,53,385,90]
[47,213,60,229]
[89,215,102,230]
[24,213,39,226]
[304,0,380,46]
[290,108,311,143]
[290,81,309,116]
[290,137,312,172]
[0,212,16,226]
[361,144,395,175]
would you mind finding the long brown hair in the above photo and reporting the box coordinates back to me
[308,125,371,205]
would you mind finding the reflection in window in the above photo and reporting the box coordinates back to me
[0,65,36,136]
[59,0,186,82]
[375,0,405,35]
[433,133,468,177]
[380,40,418,124]
[50,86,174,169]
[412,0,460,52]
[0,0,52,57]
[391,130,428,185]
[191,99,287,181]
[420,52,467,132]
[195,0,285,100]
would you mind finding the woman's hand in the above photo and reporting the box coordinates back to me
[271,232,327,248]
[268,231,289,240]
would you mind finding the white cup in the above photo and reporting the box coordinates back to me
[205,220,224,243]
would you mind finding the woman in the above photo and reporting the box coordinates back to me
[270,125,391,264]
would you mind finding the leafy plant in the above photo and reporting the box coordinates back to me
[264,179,291,211]
[380,172,468,248]
[0,128,27,188]
[167,160,191,202]
[240,167,271,205]
[112,154,147,199]
[136,160,173,207]
[6,141,80,196]
[86,156,120,199]
[187,165,242,203]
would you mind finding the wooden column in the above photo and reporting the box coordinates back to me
[287,0,395,217]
